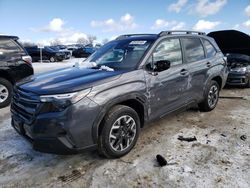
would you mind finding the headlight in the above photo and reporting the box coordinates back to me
[231,67,247,72]
[40,88,91,104]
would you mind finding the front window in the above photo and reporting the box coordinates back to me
[82,39,154,70]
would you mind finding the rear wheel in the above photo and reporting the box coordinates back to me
[0,78,13,108]
[49,56,55,62]
[199,80,220,112]
[98,105,140,158]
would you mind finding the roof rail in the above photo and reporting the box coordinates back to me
[158,30,206,36]
[0,35,19,40]
[116,34,155,40]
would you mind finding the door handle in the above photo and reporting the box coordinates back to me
[207,62,212,67]
[180,69,188,75]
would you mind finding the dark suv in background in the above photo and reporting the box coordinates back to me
[25,46,65,62]
[0,35,33,108]
[11,31,228,158]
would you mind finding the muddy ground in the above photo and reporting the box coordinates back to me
[0,87,249,188]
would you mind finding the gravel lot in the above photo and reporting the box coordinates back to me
[0,62,249,188]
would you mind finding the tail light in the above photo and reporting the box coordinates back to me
[22,55,32,65]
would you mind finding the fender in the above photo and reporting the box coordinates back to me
[91,92,148,144]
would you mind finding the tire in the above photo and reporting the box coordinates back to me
[98,105,140,158]
[49,56,55,62]
[0,78,13,108]
[198,80,220,112]
[246,78,250,88]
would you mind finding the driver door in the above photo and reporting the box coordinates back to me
[144,38,190,120]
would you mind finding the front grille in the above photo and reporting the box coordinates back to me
[11,87,40,124]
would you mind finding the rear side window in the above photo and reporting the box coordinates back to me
[203,39,217,58]
[182,38,205,63]
[0,39,24,61]
[152,38,183,66]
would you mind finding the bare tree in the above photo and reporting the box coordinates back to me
[77,37,89,45]
[50,39,61,46]
[87,34,97,45]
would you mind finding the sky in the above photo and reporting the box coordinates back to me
[0,0,250,45]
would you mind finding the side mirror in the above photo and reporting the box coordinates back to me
[154,60,171,72]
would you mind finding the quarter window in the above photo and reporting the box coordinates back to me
[152,38,183,66]
[182,38,205,63]
[0,39,22,61]
[203,39,217,58]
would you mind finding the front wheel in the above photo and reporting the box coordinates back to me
[98,105,140,158]
[199,80,220,112]
[0,78,13,108]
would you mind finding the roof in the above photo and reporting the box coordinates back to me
[116,34,158,41]
[207,30,250,56]
[0,35,19,40]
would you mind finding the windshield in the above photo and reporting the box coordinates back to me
[82,39,153,70]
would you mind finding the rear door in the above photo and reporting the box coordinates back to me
[181,37,207,102]
[144,37,189,120]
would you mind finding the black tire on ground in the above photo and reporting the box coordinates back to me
[0,78,13,108]
[247,78,250,88]
[198,80,220,112]
[98,105,140,158]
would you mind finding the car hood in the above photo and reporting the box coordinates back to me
[208,30,250,56]
[17,67,125,95]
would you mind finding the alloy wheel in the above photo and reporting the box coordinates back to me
[208,85,219,108]
[109,115,137,152]
[0,84,9,103]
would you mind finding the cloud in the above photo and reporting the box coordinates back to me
[168,0,188,13]
[233,24,240,30]
[33,18,66,32]
[91,13,137,32]
[193,20,220,30]
[35,32,89,46]
[192,0,227,17]
[243,19,250,27]
[245,5,250,16]
[171,22,186,30]
[30,18,90,45]
[151,19,186,30]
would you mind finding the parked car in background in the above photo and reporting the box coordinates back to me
[95,44,102,49]
[11,31,228,158]
[66,45,78,53]
[0,35,33,108]
[25,46,65,62]
[72,46,96,58]
[50,46,71,60]
[208,30,250,87]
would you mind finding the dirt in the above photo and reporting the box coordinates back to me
[0,88,249,188]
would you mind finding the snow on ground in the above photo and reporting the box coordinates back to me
[32,58,86,74]
[0,62,249,187]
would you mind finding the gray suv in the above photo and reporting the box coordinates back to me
[11,31,228,158]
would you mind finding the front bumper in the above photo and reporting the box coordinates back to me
[11,95,100,155]
[226,71,249,86]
